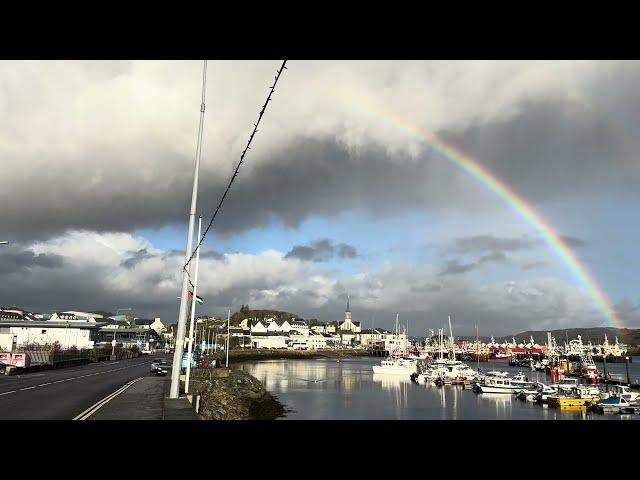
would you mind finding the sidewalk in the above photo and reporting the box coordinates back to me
[89,375,200,420]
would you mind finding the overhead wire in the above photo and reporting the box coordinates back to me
[183,60,288,288]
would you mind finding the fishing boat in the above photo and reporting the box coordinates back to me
[600,385,640,404]
[372,357,417,375]
[547,385,601,407]
[590,395,637,414]
[474,376,522,394]
[516,382,557,402]
[510,372,536,389]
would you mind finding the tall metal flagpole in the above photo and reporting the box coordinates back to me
[185,216,203,394]
[170,60,208,398]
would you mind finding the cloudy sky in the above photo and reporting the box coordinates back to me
[1,60,640,335]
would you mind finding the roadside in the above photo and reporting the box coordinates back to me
[86,375,199,420]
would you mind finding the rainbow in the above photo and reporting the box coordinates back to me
[355,103,621,328]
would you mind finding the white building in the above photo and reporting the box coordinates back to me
[311,324,326,334]
[251,334,288,349]
[289,332,328,350]
[359,328,388,347]
[0,321,102,350]
[250,320,269,334]
[290,320,309,336]
[267,319,292,334]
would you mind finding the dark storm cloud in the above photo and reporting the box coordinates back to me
[478,251,507,264]
[0,248,65,274]
[437,71,640,207]
[285,238,359,262]
[450,235,539,254]
[4,62,640,242]
[120,249,154,269]
[440,260,476,275]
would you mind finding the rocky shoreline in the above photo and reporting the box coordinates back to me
[189,368,287,420]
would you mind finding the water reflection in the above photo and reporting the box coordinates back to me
[236,357,640,420]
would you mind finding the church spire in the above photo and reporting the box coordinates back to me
[346,295,350,312]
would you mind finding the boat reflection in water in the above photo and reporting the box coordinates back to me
[372,373,410,410]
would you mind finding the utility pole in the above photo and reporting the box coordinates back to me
[170,60,208,399]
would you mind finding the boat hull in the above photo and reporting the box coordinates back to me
[372,366,415,375]
[548,396,600,407]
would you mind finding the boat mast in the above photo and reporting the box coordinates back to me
[448,315,454,360]
[476,324,479,371]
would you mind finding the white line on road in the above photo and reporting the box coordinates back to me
[73,377,144,420]
[0,359,152,396]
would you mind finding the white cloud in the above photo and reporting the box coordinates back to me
[0,230,620,334]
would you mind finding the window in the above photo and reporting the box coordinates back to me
[42,330,47,334]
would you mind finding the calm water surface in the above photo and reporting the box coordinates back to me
[238,356,640,420]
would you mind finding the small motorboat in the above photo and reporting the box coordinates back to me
[591,395,636,414]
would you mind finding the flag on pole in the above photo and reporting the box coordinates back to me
[188,291,204,305]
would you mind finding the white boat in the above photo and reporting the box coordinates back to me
[510,372,536,389]
[600,385,640,404]
[555,377,580,394]
[516,382,556,402]
[475,376,521,394]
[372,357,417,375]
[591,395,636,414]
[533,384,560,404]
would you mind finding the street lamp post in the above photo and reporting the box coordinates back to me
[112,308,131,358]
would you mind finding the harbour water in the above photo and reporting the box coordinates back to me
[238,356,640,420]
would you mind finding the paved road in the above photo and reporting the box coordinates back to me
[0,354,172,420]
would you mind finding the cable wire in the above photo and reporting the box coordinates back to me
[183,60,288,283]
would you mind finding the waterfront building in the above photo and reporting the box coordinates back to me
[359,328,388,348]
[250,319,269,334]
[267,319,292,334]
[290,320,310,336]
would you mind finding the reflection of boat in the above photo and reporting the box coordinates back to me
[477,392,513,408]
[372,372,412,390]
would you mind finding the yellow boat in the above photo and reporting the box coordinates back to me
[548,385,601,407]
[548,395,600,407]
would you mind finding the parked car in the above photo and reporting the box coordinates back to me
[156,368,167,376]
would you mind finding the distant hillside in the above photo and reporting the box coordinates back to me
[512,327,640,348]
[229,306,304,326]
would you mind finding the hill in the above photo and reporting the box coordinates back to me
[229,305,307,326]
[512,327,640,347]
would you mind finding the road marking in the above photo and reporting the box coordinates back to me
[0,358,156,396]
[73,377,144,420]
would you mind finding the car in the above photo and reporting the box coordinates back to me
[153,358,164,364]
[156,368,167,376]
